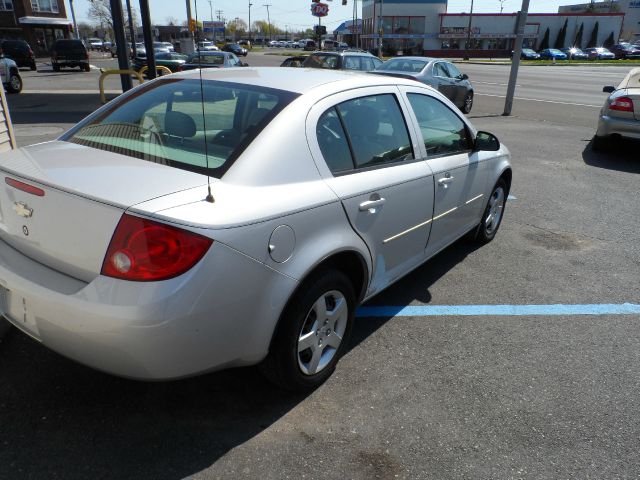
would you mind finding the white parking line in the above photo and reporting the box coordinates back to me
[476,93,601,108]
[475,81,520,87]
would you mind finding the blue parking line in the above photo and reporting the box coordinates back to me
[356,303,640,317]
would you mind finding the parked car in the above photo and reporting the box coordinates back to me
[88,38,103,51]
[0,40,36,70]
[0,68,511,389]
[197,41,219,51]
[280,55,309,67]
[559,47,588,60]
[133,52,189,74]
[0,56,22,93]
[131,42,146,58]
[336,42,349,51]
[593,67,640,151]
[303,51,383,72]
[609,43,640,59]
[584,47,616,60]
[374,57,474,113]
[153,41,172,54]
[101,41,112,52]
[268,40,279,47]
[517,48,540,60]
[538,48,568,60]
[221,43,248,57]
[51,39,90,72]
[302,39,316,51]
[181,51,247,70]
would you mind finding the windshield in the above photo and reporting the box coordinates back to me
[377,59,427,72]
[63,79,299,178]
[187,53,224,64]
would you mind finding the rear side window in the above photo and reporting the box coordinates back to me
[407,93,471,157]
[64,79,298,178]
[304,54,339,69]
[316,94,413,173]
[344,56,360,70]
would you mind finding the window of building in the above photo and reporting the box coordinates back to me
[393,17,409,35]
[408,17,425,35]
[382,16,393,35]
[31,0,59,13]
[0,0,13,11]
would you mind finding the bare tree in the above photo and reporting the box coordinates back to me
[166,16,179,26]
[87,0,139,30]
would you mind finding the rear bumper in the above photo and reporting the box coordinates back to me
[0,238,296,380]
[596,114,640,141]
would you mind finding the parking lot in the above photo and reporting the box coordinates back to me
[1,53,639,479]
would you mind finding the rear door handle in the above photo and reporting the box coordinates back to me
[359,198,386,212]
[438,176,454,188]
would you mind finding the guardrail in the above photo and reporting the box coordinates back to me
[138,65,173,77]
[99,69,144,104]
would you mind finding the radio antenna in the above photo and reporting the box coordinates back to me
[193,0,215,203]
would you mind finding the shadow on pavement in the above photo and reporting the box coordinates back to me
[0,237,483,479]
[582,138,640,174]
[6,93,104,125]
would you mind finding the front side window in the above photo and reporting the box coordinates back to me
[407,93,471,157]
[63,79,298,177]
[377,58,427,73]
[337,94,413,169]
[433,62,450,78]
[304,54,339,69]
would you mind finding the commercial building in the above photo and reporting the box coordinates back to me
[0,0,71,54]
[559,0,640,41]
[360,0,625,57]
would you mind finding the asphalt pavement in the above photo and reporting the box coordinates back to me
[1,53,639,479]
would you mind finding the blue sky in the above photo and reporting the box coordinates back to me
[65,0,576,31]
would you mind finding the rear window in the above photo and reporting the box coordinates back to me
[187,53,225,65]
[63,79,298,178]
[54,40,86,52]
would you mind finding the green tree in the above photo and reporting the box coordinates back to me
[587,21,599,48]
[603,31,615,48]
[573,22,584,48]
[554,18,568,49]
[539,27,550,50]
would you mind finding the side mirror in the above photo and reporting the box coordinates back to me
[474,131,500,152]
[603,85,615,93]
[459,73,469,80]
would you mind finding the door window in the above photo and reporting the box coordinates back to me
[344,56,361,70]
[407,93,471,156]
[316,108,354,173]
[445,62,462,78]
[433,62,449,78]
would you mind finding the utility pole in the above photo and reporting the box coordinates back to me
[248,1,252,43]
[503,0,530,116]
[499,0,506,14]
[139,0,156,79]
[109,0,132,91]
[184,0,194,53]
[263,4,272,42]
[377,0,383,57]
[463,0,474,60]
[208,0,214,40]
[69,0,80,39]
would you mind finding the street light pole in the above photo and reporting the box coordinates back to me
[377,0,383,57]
[125,0,136,46]
[503,0,530,116]
[69,0,80,39]
[208,0,214,41]
[248,2,252,43]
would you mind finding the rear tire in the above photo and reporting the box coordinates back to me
[260,269,356,391]
[592,134,608,152]
[53,64,60,72]
[473,179,507,244]
[83,64,91,72]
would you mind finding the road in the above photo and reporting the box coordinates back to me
[1,55,639,479]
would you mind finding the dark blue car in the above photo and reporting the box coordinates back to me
[539,48,568,60]
[520,48,540,60]
[560,47,588,60]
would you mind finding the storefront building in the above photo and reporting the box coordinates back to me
[559,0,640,41]
[0,0,71,55]
[360,0,625,57]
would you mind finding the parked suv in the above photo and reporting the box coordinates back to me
[302,50,383,71]
[609,43,640,59]
[51,39,90,72]
[0,40,36,70]
[0,56,22,93]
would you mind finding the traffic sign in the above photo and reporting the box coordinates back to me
[311,2,329,17]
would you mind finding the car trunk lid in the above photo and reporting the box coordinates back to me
[0,141,207,282]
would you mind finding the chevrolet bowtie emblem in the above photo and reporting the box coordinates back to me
[13,202,33,218]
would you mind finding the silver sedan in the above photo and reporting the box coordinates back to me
[0,68,511,390]
[594,67,640,150]
[374,57,474,113]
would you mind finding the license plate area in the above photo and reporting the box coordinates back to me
[0,286,40,338]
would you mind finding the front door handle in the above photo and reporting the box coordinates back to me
[359,198,386,212]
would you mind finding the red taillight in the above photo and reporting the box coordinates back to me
[101,214,213,281]
[5,177,45,196]
[610,97,634,112]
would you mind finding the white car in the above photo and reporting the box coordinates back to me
[198,41,219,51]
[1,56,22,93]
[88,38,103,51]
[0,68,511,390]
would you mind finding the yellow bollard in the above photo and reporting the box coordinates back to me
[99,69,145,104]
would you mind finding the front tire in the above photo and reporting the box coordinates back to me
[83,64,91,72]
[6,71,22,93]
[462,91,474,114]
[474,179,507,244]
[260,269,356,391]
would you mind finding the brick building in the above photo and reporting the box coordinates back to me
[0,0,71,55]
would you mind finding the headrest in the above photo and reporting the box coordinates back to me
[165,111,196,138]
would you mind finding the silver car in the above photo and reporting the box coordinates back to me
[0,68,511,390]
[375,57,474,113]
[594,67,640,150]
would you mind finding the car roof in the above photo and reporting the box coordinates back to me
[618,67,640,90]
[311,50,375,57]
[173,66,423,94]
